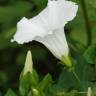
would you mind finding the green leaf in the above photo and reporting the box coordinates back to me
[54,70,77,91]
[5,89,17,96]
[51,54,96,95]
[74,54,96,91]
[39,74,52,91]
[84,45,96,64]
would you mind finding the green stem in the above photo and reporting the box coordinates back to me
[80,0,92,46]
[72,71,81,83]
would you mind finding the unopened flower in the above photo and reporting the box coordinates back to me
[87,87,92,96]
[11,0,78,67]
[23,50,33,75]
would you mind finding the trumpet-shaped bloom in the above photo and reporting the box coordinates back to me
[11,0,78,67]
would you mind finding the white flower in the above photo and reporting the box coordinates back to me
[11,0,78,67]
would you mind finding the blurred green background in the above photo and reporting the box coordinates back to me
[0,0,96,95]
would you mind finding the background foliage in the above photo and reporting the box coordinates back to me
[0,0,96,95]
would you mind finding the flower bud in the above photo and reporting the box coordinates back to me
[23,50,33,75]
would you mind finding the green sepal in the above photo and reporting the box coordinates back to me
[19,71,39,96]
[38,73,53,91]
[61,55,73,68]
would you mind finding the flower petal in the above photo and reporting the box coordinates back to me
[11,17,47,44]
[35,28,69,59]
[58,0,78,22]
[35,0,78,30]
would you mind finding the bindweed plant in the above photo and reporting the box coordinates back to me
[5,50,96,96]
[3,0,96,96]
